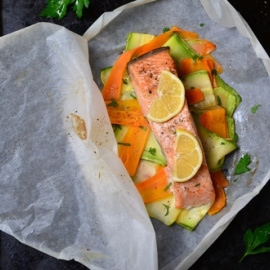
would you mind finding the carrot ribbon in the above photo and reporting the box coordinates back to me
[185,88,204,105]
[208,170,229,215]
[105,99,148,127]
[102,26,197,101]
[118,124,150,176]
[200,106,229,139]
[135,167,172,204]
[186,39,216,56]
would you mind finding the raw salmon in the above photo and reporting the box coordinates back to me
[127,47,215,209]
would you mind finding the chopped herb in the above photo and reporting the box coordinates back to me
[190,86,195,89]
[122,78,128,85]
[173,131,177,135]
[117,142,131,146]
[194,183,201,187]
[164,182,172,191]
[239,222,270,262]
[163,27,170,33]
[130,92,137,99]
[162,203,170,216]
[149,147,156,156]
[200,23,205,27]
[112,124,122,132]
[139,125,147,131]
[234,179,238,182]
[40,0,90,20]
[107,98,118,107]
[234,154,251,175]
[192,55,202,63]
[251,104,261,114]
[220,142,225,145]
[211,69,217,75]
[217,95,222,106]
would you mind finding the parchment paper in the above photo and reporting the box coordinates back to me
[85,0,270,269]
[0,0,270,270]
[0,23,157,270]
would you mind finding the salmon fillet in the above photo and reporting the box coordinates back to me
[127,47,215,209]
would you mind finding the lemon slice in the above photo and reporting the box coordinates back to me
[173,129,203,182]
[147,70,185,122]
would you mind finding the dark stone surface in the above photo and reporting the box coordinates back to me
[1,0,270,269]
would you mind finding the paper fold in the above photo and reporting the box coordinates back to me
[0,22,157,270]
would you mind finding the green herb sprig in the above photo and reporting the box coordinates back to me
[148,147,156,156]
[162,27,170,33]
[40,0,90,20]
[164,182,172,191]
[251,104,261,114]
[107,98,118,108]
[117,142,131,146]
[240,223,270,262]
[234,154,251,175]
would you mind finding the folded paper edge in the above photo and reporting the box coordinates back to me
[200,0,270,76]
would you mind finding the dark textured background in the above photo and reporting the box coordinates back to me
[1,0,270,269]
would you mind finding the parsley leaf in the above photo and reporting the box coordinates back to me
[117,142,131,146]
[211,69,217,75]
[139,125,147,131]
[240,223,270,262]
[234,153,251,175]
[40,0,90,20]
[192,55,202,63]
[112,124,122,132]
[148,147,156,156]
[107,98,118,108]
[251,104,261,114]
[122,78,128,85]
[130,92,137,99]
[164,182,172,191]
[163,27,170,33]
[200,23,205,27]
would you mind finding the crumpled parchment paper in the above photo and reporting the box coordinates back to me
[0,23,157,270]
[1,0,270,270]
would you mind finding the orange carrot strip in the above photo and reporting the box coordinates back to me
[186,39,216,56]
[105,98,141,109]
[136,167,172,204]
[179,58,212,80]
[185,88,204,105]
[204,54,223,74]
[105,99,148,127]
[208,181,226,215]
[200,106,229,139]
[118,124,150,176]
[102,26,195,101]
[204,57,218,88]
[210,170,229,188]
[179,57,220,88]
[102,49,135,101]
[107,107,148,127]
[173,28,199,40]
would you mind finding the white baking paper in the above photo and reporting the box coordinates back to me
[85,0,270,269]
[0,23,157,270]
[1,0,270,270]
